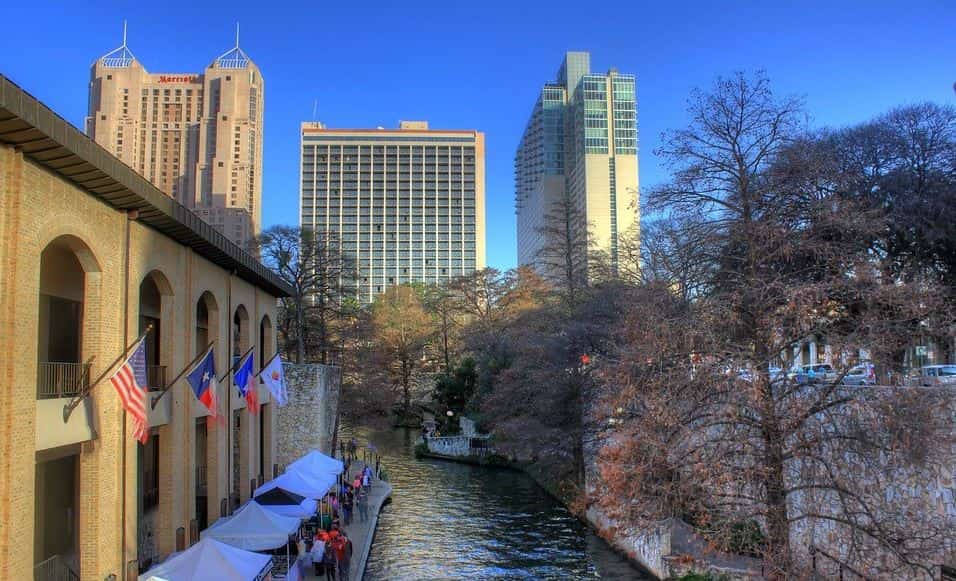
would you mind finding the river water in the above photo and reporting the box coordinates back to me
[348,425,652,580]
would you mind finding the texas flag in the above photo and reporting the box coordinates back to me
[186,347,218,418]
[234,350,259,415]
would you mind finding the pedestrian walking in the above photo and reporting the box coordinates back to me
[311,535,326,577]
[333,532,352,580]
[362,468,371,493]
[339,440,346,460]
[299,538,313,575]
[295,536,308,576]
[321,540,337,581]
[342,486,354,525]
[357,488,369,522]
[375,456,381,477]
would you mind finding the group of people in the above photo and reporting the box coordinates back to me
[296,524,352,580]
[294,458,377,579]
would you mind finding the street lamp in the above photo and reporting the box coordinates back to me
[446,410,454,417]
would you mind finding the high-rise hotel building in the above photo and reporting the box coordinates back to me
[515,51,639,274]
[300,121,486,303]
[86,33,263,249]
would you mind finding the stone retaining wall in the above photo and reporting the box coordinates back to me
[275,364,341,471]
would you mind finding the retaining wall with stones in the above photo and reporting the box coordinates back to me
[275,363,341,471]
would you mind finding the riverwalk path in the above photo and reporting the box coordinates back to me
[301,459,391,581]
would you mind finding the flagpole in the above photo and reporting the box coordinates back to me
[255,351,282,378]
[219,344,255,384]
[121,208,137,581]
[62,323,152,422]
[149,341,215,410]
[226,271,234,515]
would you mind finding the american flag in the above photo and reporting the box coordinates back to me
[110,338,150,444]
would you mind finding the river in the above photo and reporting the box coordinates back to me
[346,425,652,580]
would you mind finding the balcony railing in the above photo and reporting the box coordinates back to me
[146,365,166,391]
[34,554,79,581]
[37,362,91,399]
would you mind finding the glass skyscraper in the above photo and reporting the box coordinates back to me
[300,121,486,303]
[515,51,639,273]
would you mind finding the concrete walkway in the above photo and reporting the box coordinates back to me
[300,461,392,581]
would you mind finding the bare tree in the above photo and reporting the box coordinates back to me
[592,72,954,578]
[257,226,355,364]
[535,191,590,307]
[447,268,506,329]
[423,283,460,372]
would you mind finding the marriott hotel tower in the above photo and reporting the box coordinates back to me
[86,31,264,250]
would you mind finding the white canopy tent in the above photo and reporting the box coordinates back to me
[285,450,344,480]
[254,469,336,500]
[254,486,319,519]
[259,498,318,519]
[138,537,272,581]
[201,501,301,551]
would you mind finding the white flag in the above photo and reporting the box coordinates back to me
[261,355,288,406]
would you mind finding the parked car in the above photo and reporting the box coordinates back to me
[918,365,956,387]
[842,363,876,386]
[735,366,785,383]
[793,363,838,384]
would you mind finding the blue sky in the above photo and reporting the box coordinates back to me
[2,1,954,269]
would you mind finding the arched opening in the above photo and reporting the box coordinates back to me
[231,305,250,507]
[195,292,219,357]
[37,236,98,399]
[194,291,219,532]
[258,315,274,481]
[259,315,274,368]
[35,235,99,577]
[139,271,173,390]
[232,305,250,361]
[136,271,173,571]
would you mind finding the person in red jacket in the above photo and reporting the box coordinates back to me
[331,531,352,580]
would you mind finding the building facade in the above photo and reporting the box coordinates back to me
[300,121,487,303]
[515,51,639,276]
[86,34,264,250]
[0,76,289,579]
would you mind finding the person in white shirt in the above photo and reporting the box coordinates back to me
[310,537,326,577]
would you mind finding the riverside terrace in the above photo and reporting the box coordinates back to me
[136,446,391,581]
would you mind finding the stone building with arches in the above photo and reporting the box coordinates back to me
[0,75,292,579]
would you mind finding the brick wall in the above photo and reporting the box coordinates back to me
[0,144,280,579]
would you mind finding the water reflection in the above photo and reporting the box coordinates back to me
[351,426,651,580]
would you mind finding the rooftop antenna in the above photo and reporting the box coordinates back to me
[312,100,318,121]
[235,21,240,49]
[101,19,136,67]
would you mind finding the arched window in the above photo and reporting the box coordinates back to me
[259,315,273,368]
[196,292,220,357]
[139,271,173,390]
[233,305,250,362]
[36,235,99,399]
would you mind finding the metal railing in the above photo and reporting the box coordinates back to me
[146,365,166,391]
[34,554,78,581]
[37,362,91,399]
